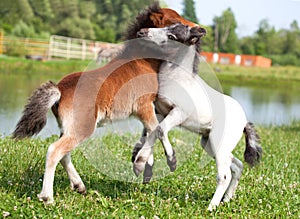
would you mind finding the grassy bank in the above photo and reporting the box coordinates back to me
[0,123,299,218]
[0,56,89,79]
[214,64,300,89]
[1,56,300,84]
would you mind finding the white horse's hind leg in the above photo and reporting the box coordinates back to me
[208,154,232,211]
[60,153,86,194]
[222,156,243,202]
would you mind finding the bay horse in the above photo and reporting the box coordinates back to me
[133,23,262,210]
[12,3,201,204]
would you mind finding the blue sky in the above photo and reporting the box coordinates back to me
[164,0,300,37]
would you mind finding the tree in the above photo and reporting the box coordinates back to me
[239,36,256,55]
[29,0,53,21]
[212,8,239,53]
[254,19,280,55]
[182,0,198,24]
[18,0,34,23]
[283,20,300,56]
[56,17,95,40]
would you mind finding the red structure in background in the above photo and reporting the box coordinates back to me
[201,52,272,67]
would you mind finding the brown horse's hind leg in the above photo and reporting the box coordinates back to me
[38,135,80,204]
[60,152,86,194]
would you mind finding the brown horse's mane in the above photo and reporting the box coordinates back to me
[125,1,161,40]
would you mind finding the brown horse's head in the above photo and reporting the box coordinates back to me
[153,8,198,28]
[125,2,204,40]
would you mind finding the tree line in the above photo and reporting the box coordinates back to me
[0,0,155,42]
[199,8,300,66]
[0,0,299,66]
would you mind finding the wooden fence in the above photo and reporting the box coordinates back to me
[48,35,123,61]
[0,33,49,58]
[48,35,122,61]
[0,32,122,61]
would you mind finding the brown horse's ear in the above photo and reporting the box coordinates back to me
[150,12,165,27]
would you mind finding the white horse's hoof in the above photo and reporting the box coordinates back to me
[133,158,147,176]
[221,193,232,203]
[37,193,54,204]
[207,203,216,211]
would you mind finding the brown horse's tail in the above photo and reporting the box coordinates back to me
[12,81,61,139]
[243,122,263,167]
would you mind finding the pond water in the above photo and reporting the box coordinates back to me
[1,73,300,137]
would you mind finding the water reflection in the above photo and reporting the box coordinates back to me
[225,85,300,126]
[1,74,300,137]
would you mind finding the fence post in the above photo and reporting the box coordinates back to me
[82,40,86,60]
[48,35,53,60]
[0,31,3,55]
[67,38,71,60]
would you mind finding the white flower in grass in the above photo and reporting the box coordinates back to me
[3,211,10,218]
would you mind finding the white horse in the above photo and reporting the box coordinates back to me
[133,23,262,211]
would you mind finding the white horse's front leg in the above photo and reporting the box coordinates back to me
[133,107,185,176]
[132,128,148,163]
[207,154,232,211]
[133,130,156,177]
[156,107,186,171]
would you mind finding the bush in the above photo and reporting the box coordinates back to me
[5,38,28,57]
[11,20,36,38]
[268,54,300,66]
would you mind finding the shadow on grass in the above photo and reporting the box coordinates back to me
[0,136,212,204]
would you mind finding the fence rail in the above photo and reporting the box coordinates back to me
[0,34,49,58]
[0,32,122,61]
[48,35,122,61]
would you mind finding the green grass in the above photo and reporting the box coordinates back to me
[0,56,90,78]
[0,124,299,218]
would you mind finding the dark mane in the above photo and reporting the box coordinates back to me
[125,1,161,40]
[193,38,202,74]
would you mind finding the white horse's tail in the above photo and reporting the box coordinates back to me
[12,81,61,139]
[243,122,262,167]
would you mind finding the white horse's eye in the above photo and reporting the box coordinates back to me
[167,34,177,40]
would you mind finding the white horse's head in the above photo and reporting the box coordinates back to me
[137,23,206,47]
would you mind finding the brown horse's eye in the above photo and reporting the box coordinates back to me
[168,34,177,40]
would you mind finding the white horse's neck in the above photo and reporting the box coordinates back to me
[160,45,197,74]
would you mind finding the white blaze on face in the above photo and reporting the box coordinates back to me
[146,27,169,45]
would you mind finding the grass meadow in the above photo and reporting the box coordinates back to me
[0,123,299,218]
